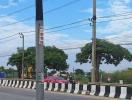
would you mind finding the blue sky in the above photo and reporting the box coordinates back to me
[0,0,132,72]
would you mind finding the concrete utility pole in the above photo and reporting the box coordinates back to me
[91,0,97,82]
[35,0,44,100]
[19,33,24,79]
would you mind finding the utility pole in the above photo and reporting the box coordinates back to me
[35,0,44,100]
[91,0,96,82]
[19,33,24,79]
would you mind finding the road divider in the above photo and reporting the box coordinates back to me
[0,79,132,99]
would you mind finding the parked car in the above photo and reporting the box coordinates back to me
[43,76,69,84]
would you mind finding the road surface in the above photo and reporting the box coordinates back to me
[0,87,122,100]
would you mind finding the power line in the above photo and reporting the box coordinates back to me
[0,34,35,43]
[98,11,132,19]
[45,18,89,30]
[61,43,132,50]
[0,42,131,57]
[20,30,35,33]
[97,16,132,23]
[44,0,81,14]
[0,4,34,18]
[45,23,89,33]
[0,31,35,41]
[1,16,86,29]
[0,33,18,40]
[0,0,77,19]
[1,15,132,41]
[0,16,34,28]
[119,43,132,45]
[0,23,88,41]
[0,42,131,58]
[0,18,89,41]
[2,14,132,30]
[2,16,132,41]
[1,0,132,30]
[0,37,18,43]
[0,0,81,28]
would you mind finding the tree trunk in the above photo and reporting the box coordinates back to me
[33,65,36,79]
[95,55,100,82]
[95,64,99,82]
[17,66,22,78]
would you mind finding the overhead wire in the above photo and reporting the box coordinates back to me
[1,0,132,29]
[98,11,132,19]
[2,14,132,41]
[97,16,132,23]
[0,22,90,42]
[1,14,132,41]
[0,37,18,43]
[119,43,132,45]
[44,0,81,14]
[0,16,34,28]
[0,31,35,41]
[0,33,18,40]
[45,23,89,33]
[0,4,34,18]
[0,41,131,58]
[0,0,81,28]
[0,17,90,41]
[45,18,89,30]
[2,13,132,30]
[0,1,132,47]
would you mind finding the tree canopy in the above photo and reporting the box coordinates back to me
[44,46,68,71]
[76,39,132,82]
[7,48,23,78]
[75,69,85,75]
[7,46,68,78]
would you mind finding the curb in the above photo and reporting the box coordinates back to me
[0,79,131,100]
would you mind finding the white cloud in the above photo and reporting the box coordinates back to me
[0,0,24,8]
[0,16,90,67]
[94,0,132,44]
[78,0,132,72]
[109,0,131,5]
[0,16,34,55]
[81,8,107,17]
[97,0,132,60]
[1,0,131,72]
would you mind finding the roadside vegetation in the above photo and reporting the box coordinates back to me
[103,68,132,84]
[0,39,131,83]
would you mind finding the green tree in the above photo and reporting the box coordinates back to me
[75,69,85,75]
[24,46,69,71]
[44,46,68,71]
[76,39,132,82]
[0,66,5,72]
[7,48,23,78]
[7,46,68,78]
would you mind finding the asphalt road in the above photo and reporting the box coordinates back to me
[0,87,122,100]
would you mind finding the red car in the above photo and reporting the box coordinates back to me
[43,76,69,84]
